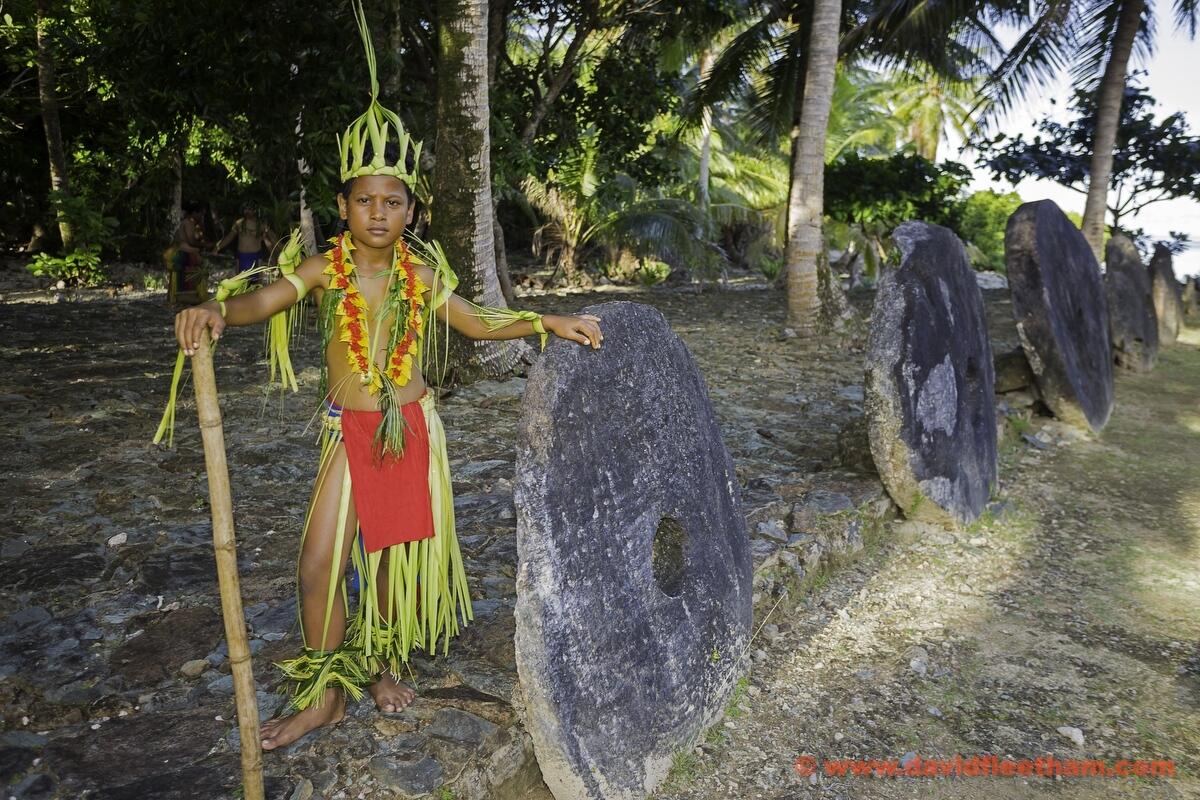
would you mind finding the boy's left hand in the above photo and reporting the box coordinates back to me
[544,314,603,349]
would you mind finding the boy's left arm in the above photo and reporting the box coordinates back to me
[418,266,602,349]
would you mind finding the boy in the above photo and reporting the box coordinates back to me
[214,205,277,275]
[172,5,603,750]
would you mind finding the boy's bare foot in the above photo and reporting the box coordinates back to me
[260,687,345,751]
[368,671,415,713]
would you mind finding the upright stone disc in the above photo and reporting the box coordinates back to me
[865,221,997,526]
[1149,244,1184,346]
[514,301,752,800]
[1005,200,1114,431]
[1104,235,1158,372]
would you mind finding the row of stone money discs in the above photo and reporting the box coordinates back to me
[507,203,1193,800]
[864,200,1191,532]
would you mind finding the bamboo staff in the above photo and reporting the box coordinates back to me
[191,331,265,800]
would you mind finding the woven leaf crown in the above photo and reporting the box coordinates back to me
[338,0,421,186]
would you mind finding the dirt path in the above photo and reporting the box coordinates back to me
[656,328,1200,800]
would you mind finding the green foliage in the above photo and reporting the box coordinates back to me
[27,189,118,286]
[759,253,783,281]
[51,190,118,251]
[823,154,971,272]
[635,259,672,286]
[825,153,972,232]
[28,246,104,286]
[956,190,1023,271]
[978,79,1200,228]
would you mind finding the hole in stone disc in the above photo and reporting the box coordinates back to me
[652,516,687,598]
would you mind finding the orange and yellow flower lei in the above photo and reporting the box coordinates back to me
[325,233,428,394]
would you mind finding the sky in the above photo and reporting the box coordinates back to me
[953,23,1199,278]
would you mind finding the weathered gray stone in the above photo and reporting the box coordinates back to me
[1149,244,1185,345]
[865,221,998,525]
[43,708,227,792]
[514,301,752,800]
[425,707,501,749]
[367,753,443,797]
[1005,200,1114,431]
[1105,235,1158,371]
[1184,279,1199,318]
[109,607,223,687]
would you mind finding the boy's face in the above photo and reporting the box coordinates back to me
[337,175,415,250]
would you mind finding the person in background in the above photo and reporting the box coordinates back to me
[214,205,278,277]
[163,202,209,303]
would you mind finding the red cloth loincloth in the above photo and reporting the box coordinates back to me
[340,394,435,553]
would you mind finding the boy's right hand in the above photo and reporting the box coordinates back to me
[175,301,224,356]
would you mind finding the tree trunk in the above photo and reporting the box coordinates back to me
[784,0,840,334]
[518,25,590,147]
[433,0,530,381]
[294,107,318,254]
[493,211,515,302]
[168,150,183,241]
[697,49,715,211]
[1081,0,1144,263]
[35,0,73,250]
[488,0,516,303]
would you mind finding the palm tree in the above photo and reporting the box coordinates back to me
[887,68,983,161]
[785,0,841,334]
[825,65,905,161]
[521,128,715,284]
[687,0,1000,331]
[983,0,1196,262]
[432,0,530,379]
[1081,0,1144,261]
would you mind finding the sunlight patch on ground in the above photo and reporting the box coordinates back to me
[1180,412,1200,435]
[781,516,1029,682]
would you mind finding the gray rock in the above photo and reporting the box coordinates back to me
[367,753,443,797]
[0,731,48,748]
[514,301,752,800]
[975,271,1008,290]
[750,538,778,562]
[791,490,854,531]
[109,606,222,687]
[755,519,789,543]
[249,598,297,639]
[5,607,51,631]
[425,707,500,748]
[1104,235,1158,371]
[43,637,79,660]
[207,674,235,695]
[1149,244,1184,346]
[865,222,998,526]
[11,773,54,799]
[1005,200,1114,431]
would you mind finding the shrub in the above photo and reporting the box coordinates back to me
[955,190,1023,272]
[28,246,105,286]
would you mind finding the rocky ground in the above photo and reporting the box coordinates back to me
[1,266,1197,800]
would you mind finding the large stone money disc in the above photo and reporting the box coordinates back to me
[865,221,997,526]
[1005,200,1114,431]
[514,301,752,800]
[1104,235,1158,372]
[1149,244,1184,345]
